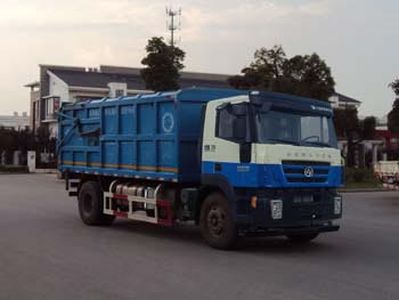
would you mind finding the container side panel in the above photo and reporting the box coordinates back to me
[176,102,205,181]
[88,108,100,118]
[73,151,85,166]
[120,105,135,134]
[104,142,117,167]
[159,141,176,171]
[177,88,245,103]
[61,151,72,164]
[138,103,154,135]
[88,152,100,167]
[59,88,248,181]
[179,102,204,136]
[120,141,136,169]
[157,101,178,174]
[158,102,176,134]
[75,109,85,119]
[65,110,74,118]
[138,141,155,171]
[104,107,117,134]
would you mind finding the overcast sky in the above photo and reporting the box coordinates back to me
[0,0,398,117]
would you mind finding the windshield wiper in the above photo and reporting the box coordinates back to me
[267,138,300,146]
[303,141,332,148]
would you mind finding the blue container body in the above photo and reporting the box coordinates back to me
[58,88,245,183]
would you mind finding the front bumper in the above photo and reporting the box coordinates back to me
[234,188,342,235]
[242,222,340,237]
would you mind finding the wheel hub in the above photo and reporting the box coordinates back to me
[207,206,225,236]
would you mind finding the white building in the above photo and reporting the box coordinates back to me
[329,93,361,110]
[26,65,231,138]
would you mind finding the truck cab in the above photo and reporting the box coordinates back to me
[198,91,343,247]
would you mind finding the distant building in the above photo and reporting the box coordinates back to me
[329,93,361,110]
[24,81,40,131]
[375,115,388,130]
[26,64,361,138]
[0,112,30,130]
[25,65,231,137]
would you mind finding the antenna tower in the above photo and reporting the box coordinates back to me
[166,7,181,47]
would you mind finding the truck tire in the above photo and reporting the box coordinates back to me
[286,233,319,244]
[199,192,237,250]
[78,181,115,226]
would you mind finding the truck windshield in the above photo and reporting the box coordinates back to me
[255,110,338,148]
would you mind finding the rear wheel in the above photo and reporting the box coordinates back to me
[78,181,115,226]
[200,192,237,250]
[286,233,319,244]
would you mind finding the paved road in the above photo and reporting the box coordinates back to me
[1,174,398,300]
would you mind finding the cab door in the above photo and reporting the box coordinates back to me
[201,97,258,187]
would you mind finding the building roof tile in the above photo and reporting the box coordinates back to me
[48,65,231,90]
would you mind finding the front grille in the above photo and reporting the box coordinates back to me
[284,168,329,175]
[282,161,330,183]
[287,177,326,183]
[282,160,330,166]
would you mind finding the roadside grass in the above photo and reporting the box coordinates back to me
[344,168,381,189]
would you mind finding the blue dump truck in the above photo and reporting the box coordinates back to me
[58,87,343,249]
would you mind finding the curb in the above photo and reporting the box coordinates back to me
[339,188,390,193]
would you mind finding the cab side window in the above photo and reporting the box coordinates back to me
[215,104,247,143]
[216,108,235,140]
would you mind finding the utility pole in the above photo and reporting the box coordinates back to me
[166,7,181,48]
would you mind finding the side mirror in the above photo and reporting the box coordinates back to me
[233,118,246,141]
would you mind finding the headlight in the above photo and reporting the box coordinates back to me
[334,196,342,215]
[270,199,283,220]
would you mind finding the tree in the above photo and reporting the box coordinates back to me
[228,45,285,91]
[360,116,376,140]
[0,127,15,164]
[333,108,360,167]
[389,79,399,95]
[140,37,185,91]
[333,109,377,167]
[388,99,399,132]
[0,127,36,165]
[333,108,360,140]
[36,125,50,153]
[228,45,335,101]
[388,79,399,132]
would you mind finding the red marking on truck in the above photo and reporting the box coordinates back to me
[113,211,128,218]
[157,199,174,226]
[113,194,128,200]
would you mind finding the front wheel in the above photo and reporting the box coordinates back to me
[199,192,237,250]
[78,181,115,226]
[286,233,319,244]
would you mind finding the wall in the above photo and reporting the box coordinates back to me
[107,82,127,97]
[29,90,40,130]
[48,71,70,101]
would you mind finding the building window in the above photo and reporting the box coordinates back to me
[115,89,125,97]
[46,98,54,116]
[44,97,60,119]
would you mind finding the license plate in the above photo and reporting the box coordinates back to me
[293,194,314,204]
